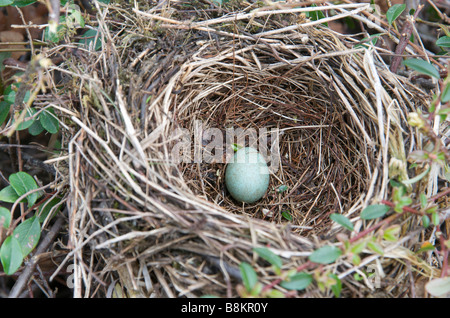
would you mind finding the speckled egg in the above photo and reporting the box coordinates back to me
[225,147,270,204]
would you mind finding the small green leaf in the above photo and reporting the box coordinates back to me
[306,4,328,27]
[352,253,361,265]
[0,207,11,228]
[0,0,13,7]
[0,101,10,125]
[0,236,24,275]
[309,245,342,264]
[79,29,102,51]
[265,289,285,298]
[230,143,242,152]
[403,59,440,79]
[68,5,85,28]
[422,215,430,228]
[9,172,40,208]
[386,4,406,25]
[11,0,38,6]
[277,185,288,193]
[431,212,439,225]
[419,193,427,209]
[239,262,258,292]
[328,273,342,298]
[442,83,450,103]
[367,241,384,255]
[425,277,450,297]
[37,197,61,223]
[351,241,366,254]
[436,36,450,48]
[330,213,354,231]
[253,247,282,269]
[28,119,44,136]
[383,225,400,242]
[15,108,37,131]
[416,242,435,253]
[0,185,20,203]
[44,16,67,43]
[13,216,40,256]
[39,108,59,134]
[402,166,431,185]
[360,204,389,220]
[281,210,292,221]
[280,272,313,291]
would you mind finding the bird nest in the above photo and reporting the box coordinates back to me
[43,1,442,297]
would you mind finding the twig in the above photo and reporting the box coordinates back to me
[390,5,424,73]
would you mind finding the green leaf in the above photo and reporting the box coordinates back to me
[360,204,389,220]
[436,36,450,48]
[330,213,354,231]
[43,16,67,43]
[79,29,102,51]
[416,242,435,253]
[309,245,342,264]
[383,225,400,241]
[419,193,427,209]
[0,207,11,228]
[281,210,292,221]
[67,5,85,28]
[403,59,440,79]
[306,4,328,27]
[11,0,38,6]
[0,236,24,275]
[422,215,430,228]
[367,241,384,255]
[37,197,61,223]
[13,216,40,256]
[28,119,44,136]
[0,101,10,125]
[265,289,285,298]
[0,185,20,203]
[5,88,16,104]
[351,241,366,254]
[425,277,450,297]
[386,4,406,25]
[0,0,13,6]
[253,247,282,269]
[402,166,431,185]
[277,185,288,193]
[9,171,40,208]
[431,212,439,225]
[16,108,37,131]
[280,272,313,291]
[39,108,59,134]
[239,262,258,292]
[442,83,450,103]
[328,273,342,298]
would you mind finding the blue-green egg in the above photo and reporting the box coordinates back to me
[225,147,270,203]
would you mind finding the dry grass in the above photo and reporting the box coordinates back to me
[33,0,446,297]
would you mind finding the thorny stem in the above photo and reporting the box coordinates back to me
[348,212,400,244]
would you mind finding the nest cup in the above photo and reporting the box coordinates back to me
[172,35,378,236]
